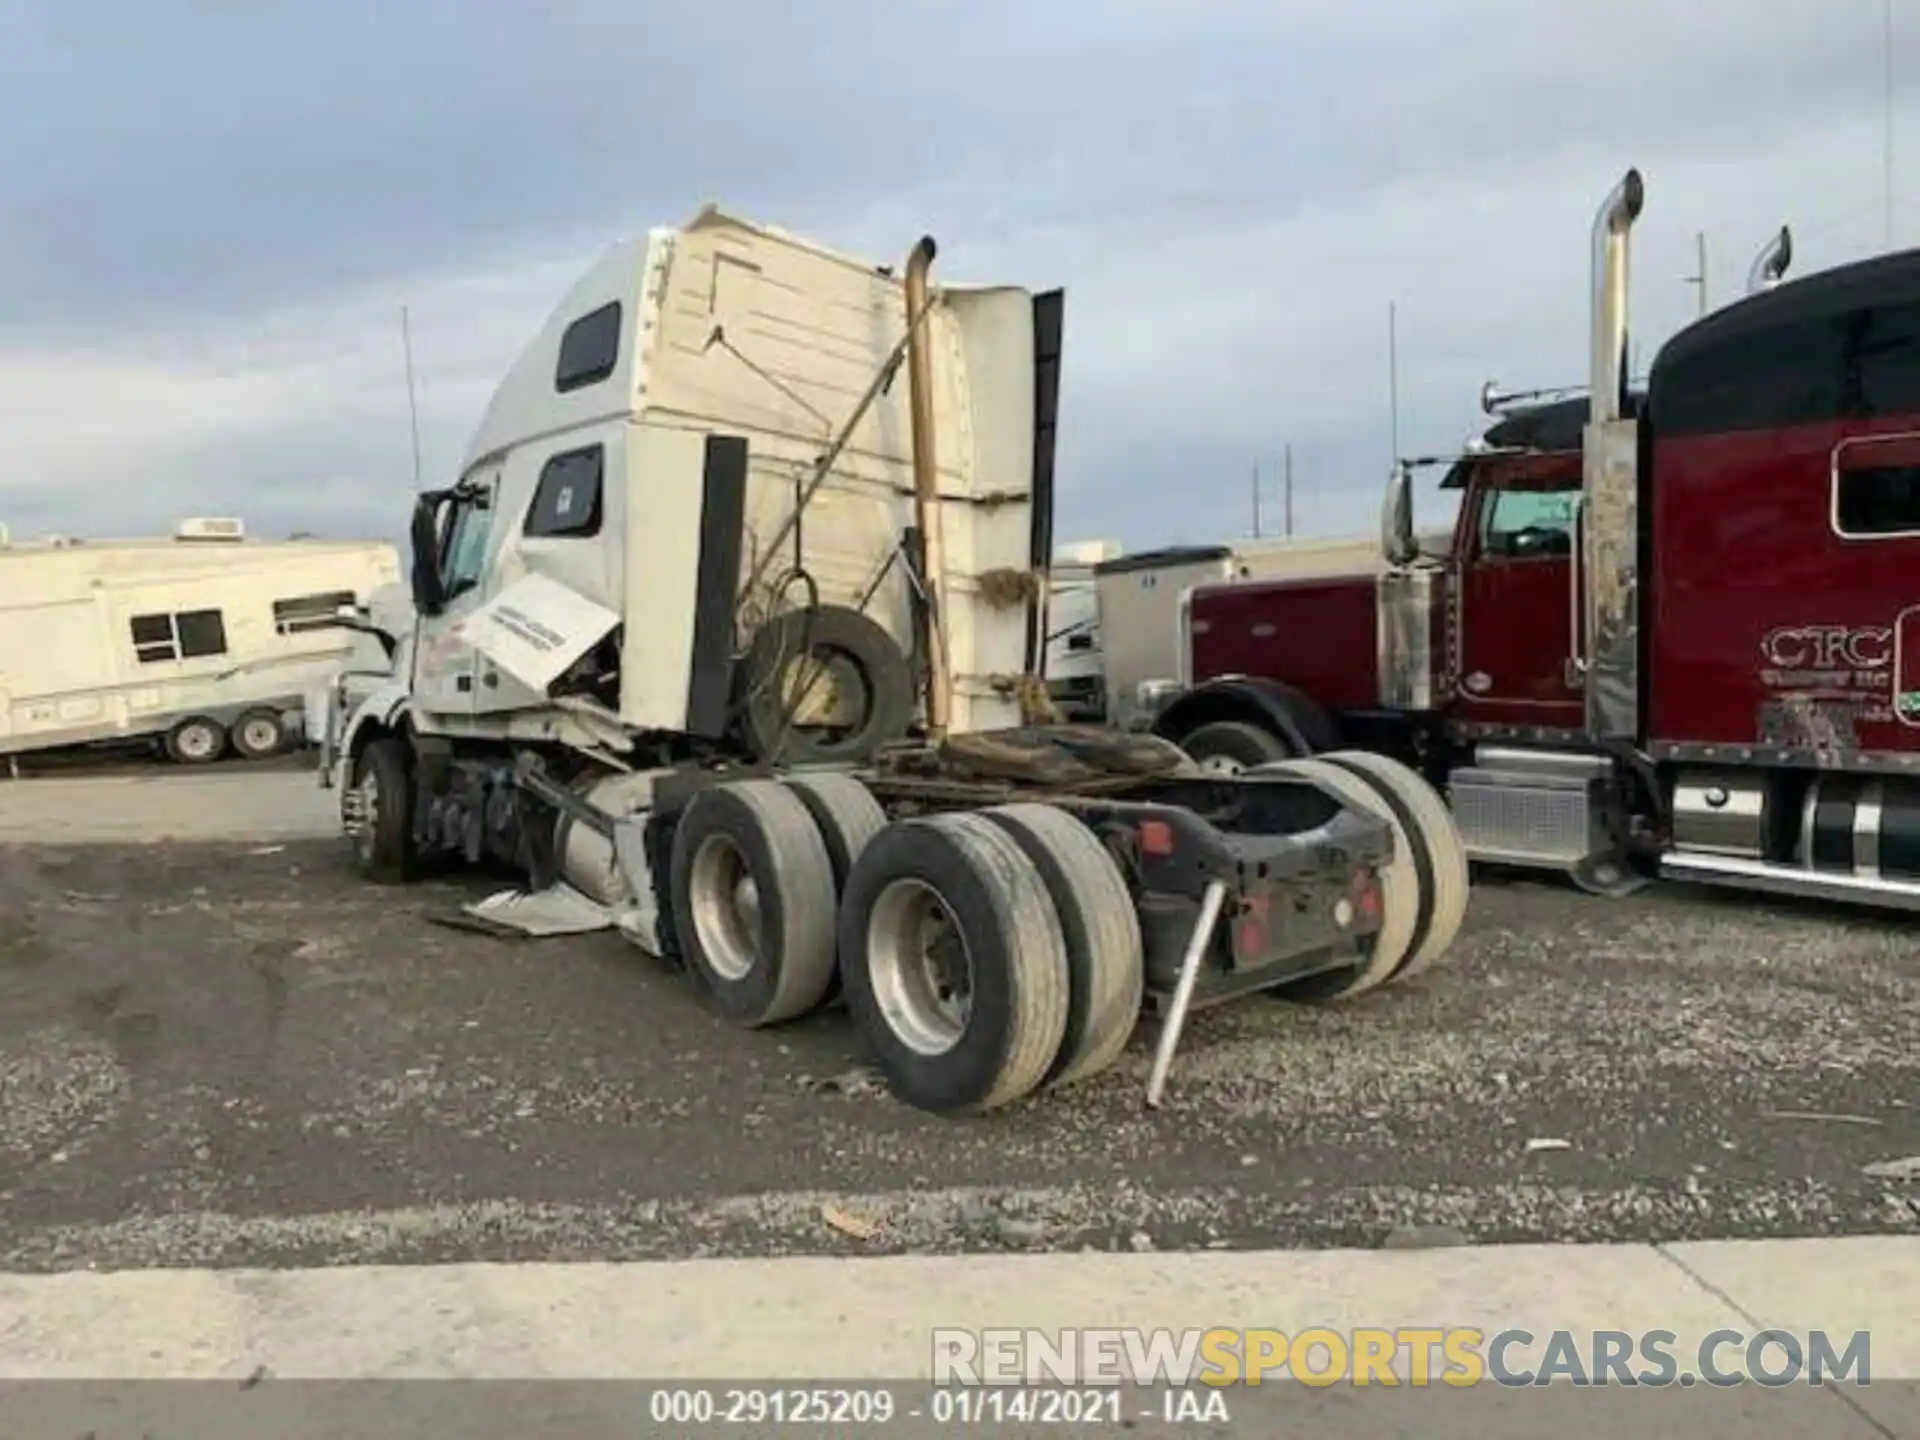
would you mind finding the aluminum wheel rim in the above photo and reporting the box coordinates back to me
[241,718,278,753]
[688,833,762,982]
[1197,753,1244,776]
[177,724,217,760]
[865,877,973,1056]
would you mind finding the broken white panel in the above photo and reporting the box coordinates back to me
[463,883,614,937]
[452,572,620,695]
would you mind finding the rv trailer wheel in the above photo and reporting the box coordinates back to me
[669,779,839,1027]
[1248,758,1423,1000]
[232,708,288,760]
[348,737,417,883]
[165,716,226,765]
[838,813,1069,1114]
[979,803,1144,1089]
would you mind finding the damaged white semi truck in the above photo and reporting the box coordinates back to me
[320,206,1470,1114]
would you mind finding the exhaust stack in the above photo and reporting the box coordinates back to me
[1746,225,1793,294]
[1588,169,1645,425]
[902,235,952,739]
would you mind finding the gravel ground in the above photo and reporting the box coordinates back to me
[0,833,1914,1274]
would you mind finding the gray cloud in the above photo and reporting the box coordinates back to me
[0,0,1915,557]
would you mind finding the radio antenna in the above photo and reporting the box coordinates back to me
[400,304,424,489]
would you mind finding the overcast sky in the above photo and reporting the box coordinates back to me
[2,0,1914,554]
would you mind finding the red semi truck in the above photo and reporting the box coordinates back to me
[1152,169,1920,908]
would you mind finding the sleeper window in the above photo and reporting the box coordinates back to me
[1836,461,1920,536]
[555,302,621,393]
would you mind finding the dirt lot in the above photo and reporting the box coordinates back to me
[0,780,1915,1273]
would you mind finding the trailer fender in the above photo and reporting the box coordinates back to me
[1150,677,1340,758]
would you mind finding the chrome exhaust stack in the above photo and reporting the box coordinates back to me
[1746,225,1793,294]
[1580,169,1645,743]
[1589,169,1644,425]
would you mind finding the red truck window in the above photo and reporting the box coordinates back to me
[1478,486,1578,559]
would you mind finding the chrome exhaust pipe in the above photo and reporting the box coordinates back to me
[1589,169,1645,425]
[902,235,952,738]
[1746,225,1793,294]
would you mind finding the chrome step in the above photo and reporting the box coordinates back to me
[1659,849,1920,912]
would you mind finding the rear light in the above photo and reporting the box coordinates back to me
[1138,819,1174,856]
[1348,868,1383,928]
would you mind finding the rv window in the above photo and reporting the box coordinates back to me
[442,488,495,599]
[130,613,178,664]
[524,446,604,539]
[1835,460,1920,537]
[555,301,621,394]
[273,590,357,635]
[1480,486,1578,558]
[175,609,228,658]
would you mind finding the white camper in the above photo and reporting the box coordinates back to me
[0,518,400,764]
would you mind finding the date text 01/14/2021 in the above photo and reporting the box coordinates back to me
[645,1386,1228,1427]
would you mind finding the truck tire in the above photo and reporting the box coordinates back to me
[1179,720,1290,775]
[670,779,839,1027]
[165,715,226,765]
[1250,758,1421,999]
[737,606,915,766]
[349,736,417,884]
[981,803,1144,1089]
[783,771,889,1005]
[1315,750,1469,979]
[231,708,287,761]
[839,812,1070,1114]
[783,772,888,899]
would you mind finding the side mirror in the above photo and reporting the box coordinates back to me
[1381,462,1418,567]
[409,492,449,617]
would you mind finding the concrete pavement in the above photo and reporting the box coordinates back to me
[2,1235,1915,1435]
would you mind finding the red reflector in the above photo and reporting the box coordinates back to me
[1351,869,1383,924]
[1138,819,1174,856]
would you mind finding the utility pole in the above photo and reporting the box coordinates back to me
[1284,444,1295,537]
[1682,231,1708,317]
[1251,462,1262,538]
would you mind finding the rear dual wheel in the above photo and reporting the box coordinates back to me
[838,804,1145,1114]
[1250,751,1468,1000]
[669,779,840,1027]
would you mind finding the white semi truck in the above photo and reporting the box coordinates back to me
[321,205,1470,1114]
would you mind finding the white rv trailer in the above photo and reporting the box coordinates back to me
[0,518,400,764]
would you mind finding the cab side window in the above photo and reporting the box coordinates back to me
[1480,486,1578,559]
[525,446,604,539]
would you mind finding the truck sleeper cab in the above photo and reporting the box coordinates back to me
[1161,170,1920,912]
[324,206,1475,1116]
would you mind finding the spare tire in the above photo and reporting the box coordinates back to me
[736,606,915,765]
